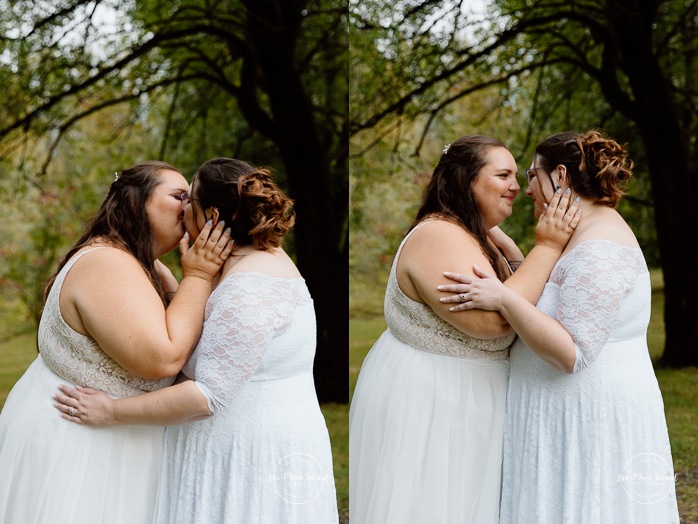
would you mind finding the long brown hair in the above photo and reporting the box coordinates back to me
[43,161,179,306]
[410,135,510,281]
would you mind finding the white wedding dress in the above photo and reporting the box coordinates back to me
[500,240,680,523]
[153,272,338,524]
[0,247,175,524]
[350,222,514,524]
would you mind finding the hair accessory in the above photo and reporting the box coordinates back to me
[114,171,119,182]
[442,144,450,155]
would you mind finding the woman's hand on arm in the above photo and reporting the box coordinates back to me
[439,265,576,372]
[53,380,211,427]
[400,221,513,339]
[442,190,581,307]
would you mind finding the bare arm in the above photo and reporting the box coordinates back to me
[66,222,233,379]
[55,381,211,426]
[441,190,581,308]
[441,266,576,372]
[398,220,513,339]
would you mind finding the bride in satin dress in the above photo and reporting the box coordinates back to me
[0,161,232,524]
[350,135,581,523]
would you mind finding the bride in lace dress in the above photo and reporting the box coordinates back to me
[442,131,680,523]
[0,161,232,524]
[54,158,338,524]
[349,136,581,523]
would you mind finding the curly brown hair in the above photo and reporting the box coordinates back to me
[535,130,633,208]
[192,158,295,251]
[43,161,180,306]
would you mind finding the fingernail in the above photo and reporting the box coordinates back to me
[440,298,446,302]
[543,203,548,209]
[556,188,561,194]
[206,219,212,225]
[565,188,571,194]
[437,285,444,290]
[449,307,456,311]
[225,227,231,235]
[574,196,580,203]
[218,220,225,227]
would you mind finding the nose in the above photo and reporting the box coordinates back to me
[525,184,533,197]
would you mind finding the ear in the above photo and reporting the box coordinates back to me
[556,164,569,190]
[207,207,220,225]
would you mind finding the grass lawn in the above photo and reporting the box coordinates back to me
[0,327,349,520]
[349,269,698,521]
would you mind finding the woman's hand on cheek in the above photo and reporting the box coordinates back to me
[534,188,582,251]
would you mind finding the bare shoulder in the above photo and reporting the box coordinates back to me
[65,246,151,286]
[568,207,639,252]
[398,219,495,303]
[401,219,481,259]
[60,245,157,336]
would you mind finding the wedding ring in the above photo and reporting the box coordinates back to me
[459,293,467,301]
[69,408,75,416]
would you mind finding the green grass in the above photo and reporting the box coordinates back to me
[349,269,698,521]
[0,330,349,520]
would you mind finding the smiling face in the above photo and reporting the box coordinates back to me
[525,155,558,218]
[145,169,190,258]
[470,146,520,229]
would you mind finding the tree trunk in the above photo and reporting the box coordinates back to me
[243,0,349,402]
[611,3,698,366]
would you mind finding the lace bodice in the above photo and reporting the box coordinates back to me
[38,247,175,397]
[545,239,647,373]
[181,272,316,414]
[384,222,514,360]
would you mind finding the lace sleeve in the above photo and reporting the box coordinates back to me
[192,275,297,413]
[555,243,641,373]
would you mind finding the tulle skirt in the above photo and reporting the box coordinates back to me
[0,356,164,524]
[349,330,509,524]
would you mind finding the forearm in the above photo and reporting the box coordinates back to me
[162,276,214,366]
[499,288,576,373]
[112,380,211,426]
[503,245,561,305]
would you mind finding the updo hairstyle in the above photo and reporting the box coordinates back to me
[192,158,295,251]
[535,130,633,208]
[410,135,510,281]
[44,161,179,306]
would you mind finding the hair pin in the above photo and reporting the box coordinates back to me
[442,144,450,155]
[114,171,119,182]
